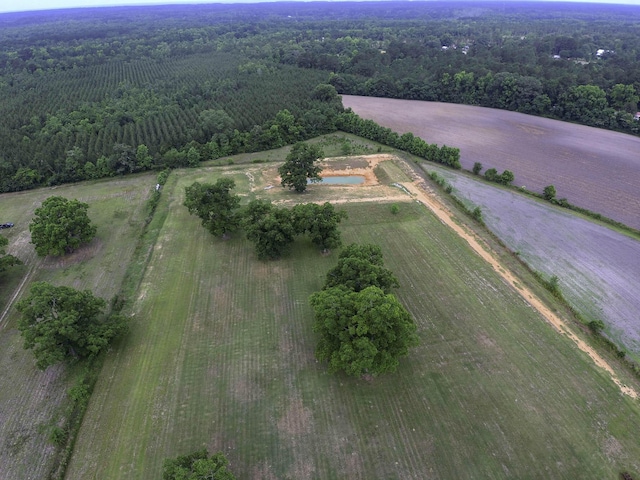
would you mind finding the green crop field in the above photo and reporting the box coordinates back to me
[61,161,640,479]
[0,172,156,479]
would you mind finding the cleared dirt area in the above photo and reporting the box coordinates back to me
[343,95,640,230]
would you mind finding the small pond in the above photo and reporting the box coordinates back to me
[312,175,366,185]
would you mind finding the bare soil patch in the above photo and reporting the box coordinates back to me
[343,96,640,230]
[41,238,103,270]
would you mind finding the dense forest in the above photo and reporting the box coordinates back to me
[1,1,639,192]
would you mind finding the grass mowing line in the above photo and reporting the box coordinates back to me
[398,178,639,400]
[65,195,640,478]
[65,162,640,478]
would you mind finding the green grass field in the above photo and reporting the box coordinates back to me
[62,164,640,479]
[0,173,156,479]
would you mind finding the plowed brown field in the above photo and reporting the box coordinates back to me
[343,96,640,230]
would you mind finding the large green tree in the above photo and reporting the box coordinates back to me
[0,235,22,273]
[29,196,97,257]
[561,85,610,126]
[324,243,399,293]
[16,282,127,370]
[279,142,323,193]
[163,449,236,480]
[243,200,296,260]
[292,202,347,252]
[184,179,241,238]
[310,285,419,377]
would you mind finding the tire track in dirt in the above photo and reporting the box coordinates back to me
[396,176,638,400]
[0,256,41,330]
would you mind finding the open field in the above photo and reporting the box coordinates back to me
[343,95,640,231]
[427,163,640,361]
[65,158,640,478]
[0,173,156,479]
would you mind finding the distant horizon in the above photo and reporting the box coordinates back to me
[2,0,640,16]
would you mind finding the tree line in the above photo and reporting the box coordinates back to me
[2,1,638,193]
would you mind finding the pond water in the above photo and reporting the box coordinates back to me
[312,175,366,185]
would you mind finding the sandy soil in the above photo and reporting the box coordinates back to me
[343,96,640,231]
[258,154,409,206]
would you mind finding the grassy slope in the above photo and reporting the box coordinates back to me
[66,166,640,479]
[0,173,155,479]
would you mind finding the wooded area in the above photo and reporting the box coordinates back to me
[1,1,639,193]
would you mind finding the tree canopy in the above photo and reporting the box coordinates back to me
[0,235,22,273]
[15,282,127,370]
[2,3,640,194]
[310,285,419,377]
[242,200,296,260]
[163,449,236,480]
[184,178,241,238]
[324,243,399,293]
[292,202,347,252]
[279,142,324,193]
[29,196,97,257]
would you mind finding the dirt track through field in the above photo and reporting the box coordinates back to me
[395,170,638,399]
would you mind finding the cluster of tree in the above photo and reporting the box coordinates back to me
[29,196,97,256]
[472,163,515,186]
[16,282,127,370]
[243,200,348,259]
[9,196,123,370]
[337,111,461,169]
[163,449,235,480]
[183,177,347,260]
[331,73,639,135]
[484,168,515,186]
[310,243,419,377]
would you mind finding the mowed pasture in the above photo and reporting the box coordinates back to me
[0,173,156,479]
[427,163,640,360]
[343,95,640,231]
[66,160,640,479]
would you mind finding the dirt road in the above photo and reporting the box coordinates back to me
[396,170,638,399]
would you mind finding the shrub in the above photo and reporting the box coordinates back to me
[543,185,556,201]
[49,426,68,446]
[484,168,498,181]
[588,319,605,334]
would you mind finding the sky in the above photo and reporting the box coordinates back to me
[1,0,640,15]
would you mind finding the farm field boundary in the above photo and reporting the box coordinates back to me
[424,163,640,361]
[66,157,640,478]
[397,175,637,399]
[0,173,157,480]
[343,95,640,231]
